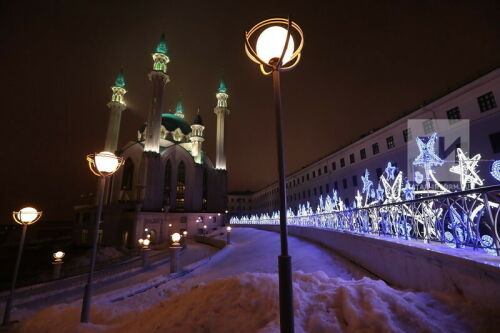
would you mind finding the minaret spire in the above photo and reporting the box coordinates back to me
[214,79,230,169]
[190,109,205,164]
[104,69,127,152]
[142,34,171,211]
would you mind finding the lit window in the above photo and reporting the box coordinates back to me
[446,107,461,124]
[403,128,412,143]
[478,91,496,112]
[360,148,366,160]
[386,136,395,149]
[423,119,434,134]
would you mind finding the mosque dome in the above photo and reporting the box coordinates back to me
[161,113,192,135]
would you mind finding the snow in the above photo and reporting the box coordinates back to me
[14,228,486,332]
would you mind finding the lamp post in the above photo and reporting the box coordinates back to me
[2,207,42,326]
[245,17,304,333]
[80,151,123,323]
[52,251,65,280]
[182,230,188,248]
[226,226,232,244]
[170,233,182,274]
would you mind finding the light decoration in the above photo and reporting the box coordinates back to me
[449,148,483,190]
[412,133,443,188]
[385,162,397,181]
[491,160,500,181]
[226,226,232,232]
[229,132,500,256]
[183,231,188,237]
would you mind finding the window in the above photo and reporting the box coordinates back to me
[334,181,338,190]
[331,162,336,171]
[376,167,382,178]
[446,107,461,123]
[349,153,355,164]
[372,143,379,155]
[313,188,317,196]
[490,131,500,153]
[360,148,366,160]
[318,168,322,176]
[345,198,350,206]
[176,161,186,209]
[478,91,497,112]
[352,175,358,187]
[386,136,395,149]
[423,119,434,134]
[303,191,305,198]
[342,178,347,189]
[302,176,305,182]
[403,128,412,143]
[162,160,171,204]
[308,189,311,198]
[307,174,310,181]
[324,166,327,174]
[340,158,345,168]
[326,183,330,193]
[319,186,323,195]
[312,171,316,178]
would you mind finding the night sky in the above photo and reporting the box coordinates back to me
[1,0,499,222]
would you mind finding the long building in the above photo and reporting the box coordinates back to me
[245,68,500,215]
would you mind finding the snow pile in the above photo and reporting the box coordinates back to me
[18,271,471,333]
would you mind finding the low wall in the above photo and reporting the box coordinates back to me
[243,225,500,311]
[194,236,227,249]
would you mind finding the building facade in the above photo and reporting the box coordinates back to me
[74,35,230,248]
[249,68,500,215]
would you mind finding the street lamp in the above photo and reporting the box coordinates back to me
[52,251,65,279]
[245,17,304,333]
[171,232,181,246]
[226,226,232,244]
[81,151,123,323]
[3,207,42,326]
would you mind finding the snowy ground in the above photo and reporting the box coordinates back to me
[12,228,492,332]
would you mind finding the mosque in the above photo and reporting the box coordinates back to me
[74,35,230,248]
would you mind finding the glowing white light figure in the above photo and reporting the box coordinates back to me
[491,160,500,182]
[385,162,397,181]
[361,169,373,194]
[449,148,483,190]
[412,133,443,188]
[380,172,403,203]
[402,181,415,200]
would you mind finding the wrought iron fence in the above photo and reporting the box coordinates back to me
[231,184,500,256]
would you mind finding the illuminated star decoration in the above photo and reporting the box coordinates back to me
[376,184,384,201]
[402,181,415,200]
[385,162,397,180]
[412,133,444,187]
[490,160,500,182]
[361,169,373,193]
[449,148,483,190]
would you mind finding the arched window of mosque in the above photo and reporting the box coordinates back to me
[121,158,134,191]
[202,168,208,211]
[164,160,172,205]
[176,161,186,209]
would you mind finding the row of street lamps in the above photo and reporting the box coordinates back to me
[3,16,302,332]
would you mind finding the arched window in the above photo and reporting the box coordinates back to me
[202,168,208,211]
[176,161,186,210]
[121,158,134,191]
[163,160,172,205]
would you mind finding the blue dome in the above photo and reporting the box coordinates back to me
[161,114,192,135]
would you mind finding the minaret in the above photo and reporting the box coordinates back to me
[214,80,230,170]
[142,34,170,211]
[190,110,205,164]
[144,34,170,153]
[104,70,127,152]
